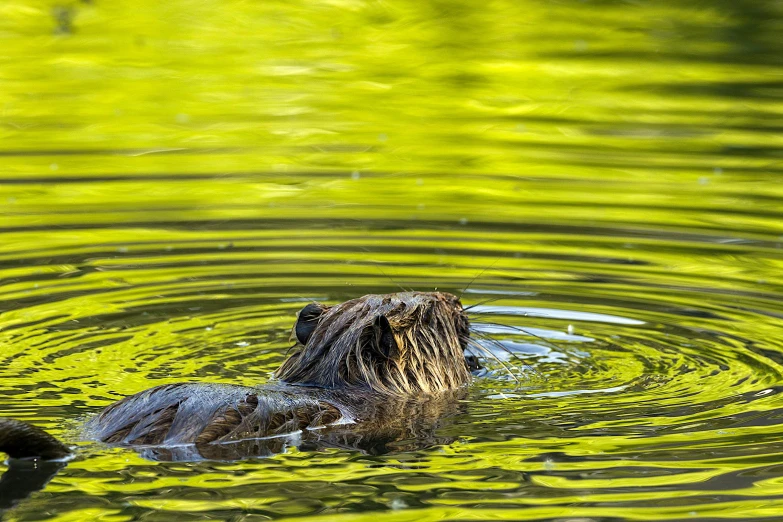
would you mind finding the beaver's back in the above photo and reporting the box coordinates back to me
[86,383,345,446]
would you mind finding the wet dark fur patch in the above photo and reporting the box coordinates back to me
[87,383,347,446]
[276,292,471,394]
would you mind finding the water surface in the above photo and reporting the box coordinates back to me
[1,0,782,520]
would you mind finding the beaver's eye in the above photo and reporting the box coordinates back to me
[295,303,324,345]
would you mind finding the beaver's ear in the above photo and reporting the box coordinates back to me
[295,303,324,345]
[372,315,399,359]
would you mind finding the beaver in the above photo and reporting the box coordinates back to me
[1,291,475,464]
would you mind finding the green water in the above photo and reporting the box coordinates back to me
[1,0,782,520]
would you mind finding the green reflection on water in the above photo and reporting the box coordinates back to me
[1,0,782,521]
[1,0,781,177]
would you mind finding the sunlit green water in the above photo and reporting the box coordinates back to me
[1,0,782,520]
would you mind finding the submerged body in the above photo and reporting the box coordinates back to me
[86,382,467,460]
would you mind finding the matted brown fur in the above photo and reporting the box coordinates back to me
[276,291,471,393]
[81,291,472,458]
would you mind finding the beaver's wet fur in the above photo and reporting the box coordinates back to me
[277,291,470,392]
[82,291,473,458]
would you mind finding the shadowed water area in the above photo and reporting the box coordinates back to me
[1,0,783,520]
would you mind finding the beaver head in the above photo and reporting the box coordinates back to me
[274,292,471,395]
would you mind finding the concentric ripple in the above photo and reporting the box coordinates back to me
[2,0,783,519]
[2,204,783,520]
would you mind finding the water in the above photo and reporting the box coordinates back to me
[1,0,782,520]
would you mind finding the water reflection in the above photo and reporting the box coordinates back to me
[2,0,783,520]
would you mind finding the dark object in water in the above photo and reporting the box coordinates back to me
[0,418,70,460]
[1,291,474,463]
[0,418,69,511]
